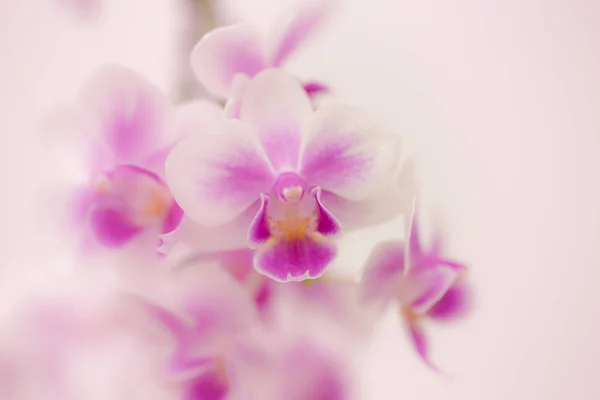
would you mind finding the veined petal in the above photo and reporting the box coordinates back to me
[239,69,313,172]
[299,104,401,201]
[165,119,275,227]
[268,0,335,66]
[78,64,172,164]
[361,241,406,304]
[191,24,267,99]
[254,235,336,282]
[406,266,459,314]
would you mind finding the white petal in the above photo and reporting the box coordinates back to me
[239,69,313,172]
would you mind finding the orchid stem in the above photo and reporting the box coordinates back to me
[176,0,220,102]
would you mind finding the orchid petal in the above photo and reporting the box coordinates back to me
[320,160,416,231]
[303,81,331,99]
[406,320,440,372]
[311,187,341,236]
[407,266,459,314]
[165,119,275,227]
[254,235,336,282]
[268,0,335,66]
[162,201,184,234]
[191,24,267,99]
[275,340,349,400]
[299,104,401,202]
[184,368,230,400]
[361,241,406,304]
[174,100,224,140]
[224,74,251,119]
[172,205,260,255]
[426,280,472,320]
[248,194,271,246]
[89,207,142,248]
[78,64,172,164]
[239,69,313,172]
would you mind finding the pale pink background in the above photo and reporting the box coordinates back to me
[1,0,599,399]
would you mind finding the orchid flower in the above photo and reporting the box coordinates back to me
[50,65,190,256]
[190,0,334,102]
[166,68,408,282]
[264,339,354,400]
[0,276,176,400]
[135,262,274,400]
[361,217,471,370]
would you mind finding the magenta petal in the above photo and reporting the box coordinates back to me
[185,368,229,400]
[254,235,336,282]
[303,81,330,98]
[90,207,142,247]
[162,201,184,234]
[409,266,458,314]
[407,321,439,372]
[426,281,472,320]
[311,187,341,236]
[248,194,271,246]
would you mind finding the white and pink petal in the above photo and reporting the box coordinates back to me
[165,119,275,227]
[299,104,401,202]
[190,24,268,99]
[239,69,313,172]
[78,64,172,165]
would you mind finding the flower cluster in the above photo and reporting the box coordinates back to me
[4,2,473,399]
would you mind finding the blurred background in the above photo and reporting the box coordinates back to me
[1,0,599,398]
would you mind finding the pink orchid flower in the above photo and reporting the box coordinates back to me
[264,338,354,400]
[0,277,176,400]
[166,68,407,282]
[361,218,472,370]
[53,65,187,255]
[136,262,275,400]
[190,0,334,101]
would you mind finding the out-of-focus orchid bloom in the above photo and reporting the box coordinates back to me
[264,338,354,400]
[48,65,195,257]
[190,0,334,101]
[0,275,176,400]
[361,218,471,370]
[166,68,408,282]
[135,261,275,400]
